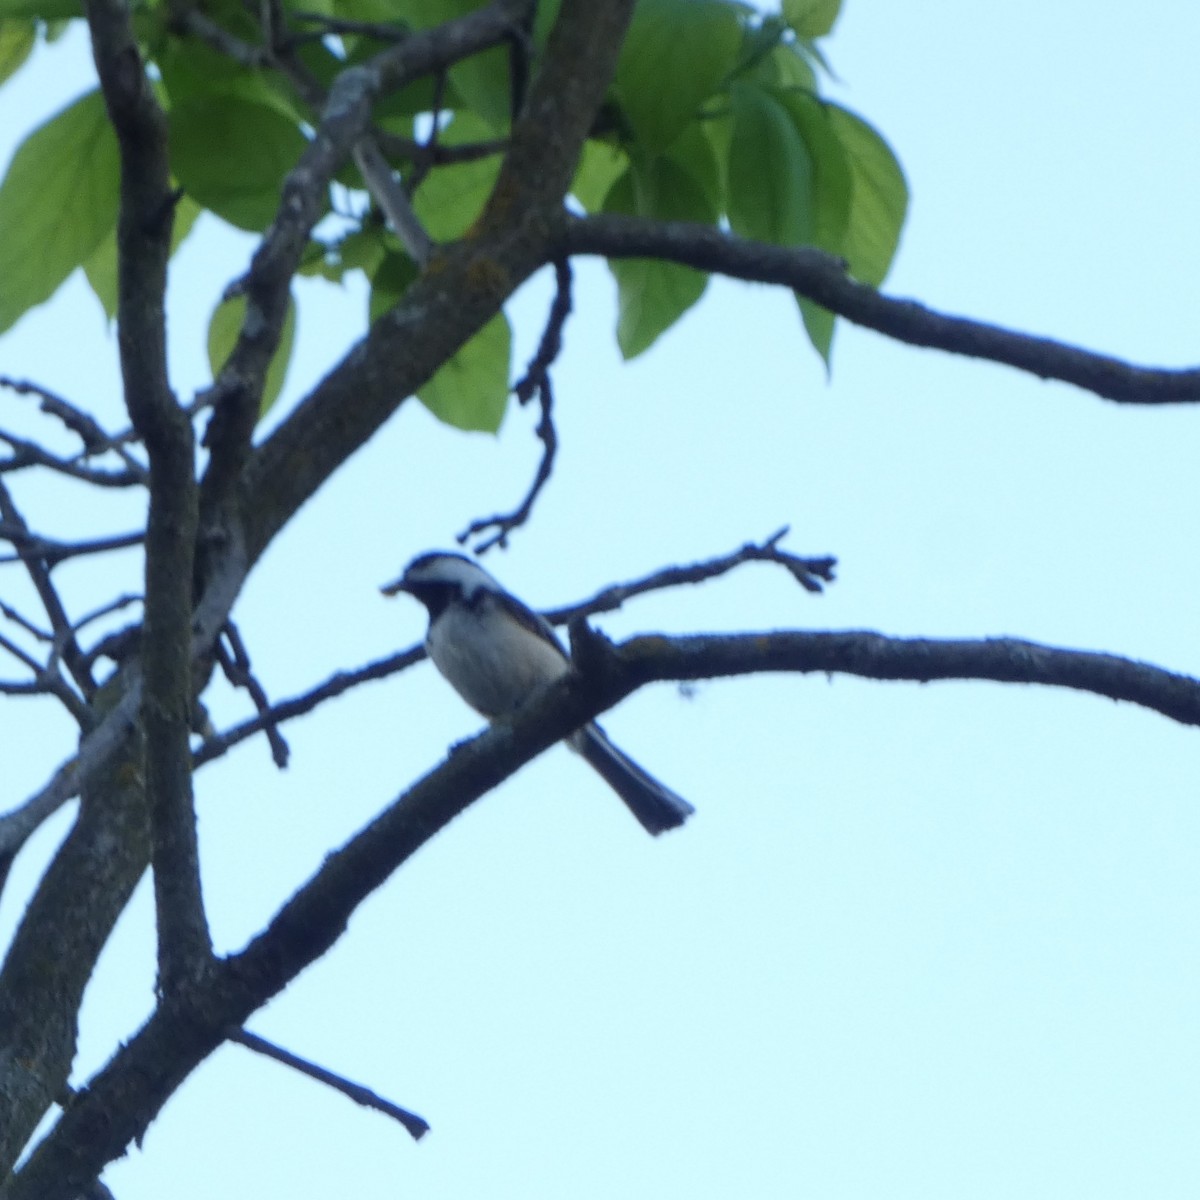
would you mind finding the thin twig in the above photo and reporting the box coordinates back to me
[0,480,94,695]
[0,598,51,642]
[457,258,572,552]
[544,528,837,624]
[0,628,86,720]
[0,629,42,675]
[0,433,144,487]
[214,621,290,767]
[403,67,448,196]
[227,1028,430,1141]
[0,527,143,567]
[373,129,508,167]
[0,375,149,479]
[194,645,425,767]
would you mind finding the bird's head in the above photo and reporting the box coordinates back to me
[381,551,501,615]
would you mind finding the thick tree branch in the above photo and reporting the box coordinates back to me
[555,213,1200,404]
[197,0,535,518]
[88,0,210,992]
[10,620,1200,1198]
[240,0,630,564]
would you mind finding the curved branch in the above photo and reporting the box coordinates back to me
[198,0,536,514]
[240,0,633,564]
[10,620,1198,1198]
[554,213,1200,404]
[457,258,572,553]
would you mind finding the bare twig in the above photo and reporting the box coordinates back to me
[402,68,448,196]
[0,629,43,677]
[0,598,50,642]
[0,627,87,721]
[0,481,95,695]
[227,1028,430,1141]
[171,9,269,66]
[556,213,1200,405]
[0,527,143,567]
[194,645,424,767]
[214,621,290,767]
[0,376,149,480]
[373,129,508,168]
[458,259,572,553]
[546,528,837,625]
[0,433,144,486]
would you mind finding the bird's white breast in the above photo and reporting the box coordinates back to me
[425,593,570,718]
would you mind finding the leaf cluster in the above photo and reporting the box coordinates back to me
[0,0,906,429]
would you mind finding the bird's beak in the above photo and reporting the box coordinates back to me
[380,574,412,597]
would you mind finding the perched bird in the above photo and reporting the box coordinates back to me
[382,552,694,836]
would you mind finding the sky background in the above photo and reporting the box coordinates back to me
[2,2,1200,1197]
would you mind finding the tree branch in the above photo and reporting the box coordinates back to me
[0,527,143,567]
[240,0,627,565]
[458,257,571,552]
[227,1028,430,1141]
[0,375,149,480]
[213,622,289,768]
[554,213,1200,404]
[197,0,535,519]
[11,618,1200,1199]
[193,645,424,768]
[0,482,94,696]
[88,0,211,994]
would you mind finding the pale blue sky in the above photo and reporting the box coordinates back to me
[2,3,1200,1198]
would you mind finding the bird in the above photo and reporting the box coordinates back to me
[382,551,694,836]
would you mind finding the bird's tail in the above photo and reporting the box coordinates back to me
[572,724,694,836]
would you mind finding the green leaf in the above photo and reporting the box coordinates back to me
[616,0,743,153]
[571,139,628,213]
[207,290,297,418]
[406,0,511,129]
[828,103,908,285]
[418,312,511,433]
[158,37,306,125]
[0,89,119,334]
[84,194,203,322]
[796,296,834,361]
[410,110,503,241]
[774,90,851,254]
[773,90,852,363]
[169,94,309,231]
[604,139,717,358]
[749,38,817,92]
[727,80,813,246]
[532,0,561,46]
[782,0,841,39]
[0,18,35,87]
[0,0,79,19]
[368,250,418,324]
